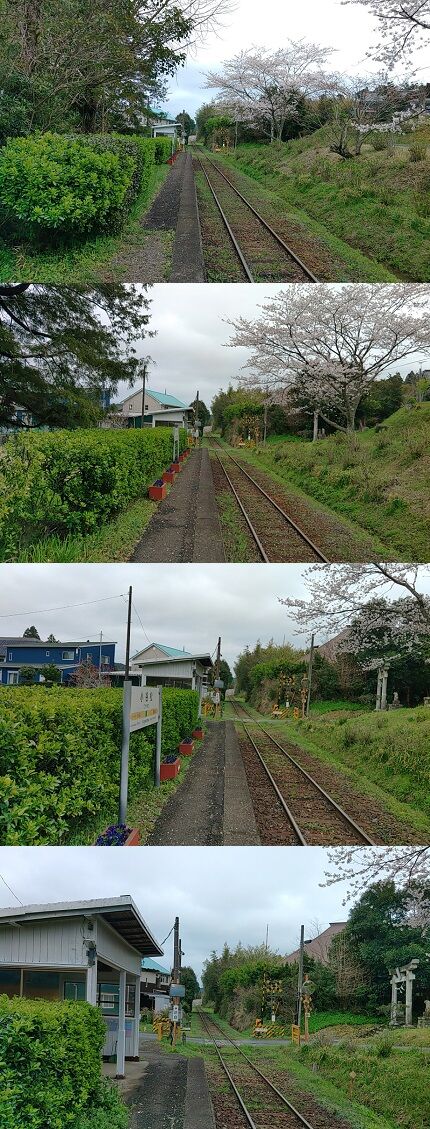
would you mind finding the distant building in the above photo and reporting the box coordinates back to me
[150,118,177,139]
[140,956,172,1013]
[285,922,347,966]
[111,387,192,430]
[130,642,213,716]
[0,637,116,685]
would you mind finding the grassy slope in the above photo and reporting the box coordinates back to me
[219,123,430,280]
[227,403,430,559]
[0,163,170,283]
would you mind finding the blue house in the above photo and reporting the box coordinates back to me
[0,637,116,685]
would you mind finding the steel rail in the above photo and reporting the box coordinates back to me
[209,438,329,564]
[199,152,319,283]
[231,701,376,846]
[194,156,255,281]
[199,1011,316,1129]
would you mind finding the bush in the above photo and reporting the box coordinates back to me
[0,132,173,241]
[0,996,127,1129]
[0,684,199,843]
[409,143,427,163]
[0,427,187,554]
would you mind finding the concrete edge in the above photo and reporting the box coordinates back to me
[171,152,206,282]
[223,720,261,845]
[184,1056,216,1129]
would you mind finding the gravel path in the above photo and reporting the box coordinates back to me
[130,450,224,562]
[148,723,225,845]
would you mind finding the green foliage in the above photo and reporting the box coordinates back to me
[0,996,127,1129]
[180,967,200,1012]
[0,426,186,556]
[0,684,198,843]
[0,133,172,242]
[344,880,430,1011]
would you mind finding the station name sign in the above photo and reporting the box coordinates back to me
[130,686,160,732]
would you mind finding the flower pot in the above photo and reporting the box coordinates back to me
[162,470,175,484]
[124,828,141,846]
[160,758,181,781]
[173,460,182,472]
[179,452,186,462]
[179,740,194,756]
[192,727,204,740]
[148,483,167,502]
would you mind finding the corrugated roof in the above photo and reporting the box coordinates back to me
[154,643,193,658]
[146,389,188,408]
[142,956,170,975]
[0,896,163,957]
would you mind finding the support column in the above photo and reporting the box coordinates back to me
[405,970,414,1026]
[116,970,126,1079]
[390,973,398,1025]
[375,668,382,711]
[381,667,389,712]
[132,974,141,1059]
[86,959,98,1006]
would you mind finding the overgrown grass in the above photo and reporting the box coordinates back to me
[229,404,430,559]
[0,163,170,282]
[12,496,156,562]
[219,124,430,280]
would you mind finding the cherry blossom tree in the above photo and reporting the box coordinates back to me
[323,847,430,900]
[227,284,430,434]
[279,563,430,637]
[205,43,335,141]
[343,1,430,67]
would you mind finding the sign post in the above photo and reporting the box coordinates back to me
[119,684,162,825]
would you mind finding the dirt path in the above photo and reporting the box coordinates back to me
[148,722,259,846]
[130,449,224,563]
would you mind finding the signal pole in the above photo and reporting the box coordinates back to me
[306,634,315,717]
[119,587,133,824]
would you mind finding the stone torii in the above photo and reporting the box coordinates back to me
[389,958,419,1026]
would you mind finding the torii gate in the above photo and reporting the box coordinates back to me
[389,958,419,1026]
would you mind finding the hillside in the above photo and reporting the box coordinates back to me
[220,123,430,280]
[232,403,430,559]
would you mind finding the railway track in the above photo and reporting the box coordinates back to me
[230,700,375,846]
[194,152,319,284]
[208,437,329,563]
[199,1010,317,1129]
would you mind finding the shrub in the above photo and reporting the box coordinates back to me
[0,427,187,555]
[0,684,199,843]
[0,132,173,242]
[409,143,427,163]
[0,996,127,1129]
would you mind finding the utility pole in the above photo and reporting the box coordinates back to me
[194,390,200,447]
[296,924,305,1028]
[173,916,180,981]
[306,634,315,717]
[119,587,133,824]
[140,364,147,431]
[98,630,103,684]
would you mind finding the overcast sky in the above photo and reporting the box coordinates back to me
[0,845,372,978]
[2,564,430,671]
[161,0,430,118]
[116,284,428,410]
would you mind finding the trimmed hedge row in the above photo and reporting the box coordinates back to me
[0,132,173,240]
[0,996,127,1129]
[0,685,199,844]
[0,426,186,554]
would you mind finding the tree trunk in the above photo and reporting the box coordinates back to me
[312,410,319,442]
[17,0,43,75]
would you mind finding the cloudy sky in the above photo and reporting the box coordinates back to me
[161,0,430,118]
[0,845,372,978]
[115,284,428,410]
[1,564,430,671]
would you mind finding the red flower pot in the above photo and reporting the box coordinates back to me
[162,470,175,484]
[160,758,181,781]
[192,727,204,740]
[179,740,194,756]
[148,483,167,502]
[179,452,186,462]
[124,828,141,846]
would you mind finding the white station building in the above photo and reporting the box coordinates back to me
[131,643,213,716]
[0,897,163,1077]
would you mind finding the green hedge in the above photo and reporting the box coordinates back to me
[0,132,173,241]
[0,426,187,555]
[0,996,127,1129]
[0,685,199,844]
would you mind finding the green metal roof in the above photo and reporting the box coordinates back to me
[153,643,192,658]
[142,956,170,974]
[146,389,188,409]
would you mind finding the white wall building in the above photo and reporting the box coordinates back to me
[115,387,192,430]
[0,897,163,1077]
[131,643,213,717]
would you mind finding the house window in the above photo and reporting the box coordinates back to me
[128,403,133,411]
[8,653,13,660]
[101,656,110,666]
[64,981,86,1002]
[98,982,135,1016]
[7,671,19,685]
[0,653,5,662]
[46,651,50,657]
[0,969,21,998]
[62,650,75,661]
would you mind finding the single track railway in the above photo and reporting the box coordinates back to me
[230,700,375,846]
[194,153,319,283]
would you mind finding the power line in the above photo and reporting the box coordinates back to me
[128,597,151,646]
[0,873,24,906]
[160,923,175,947]
[0,594,126,621]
